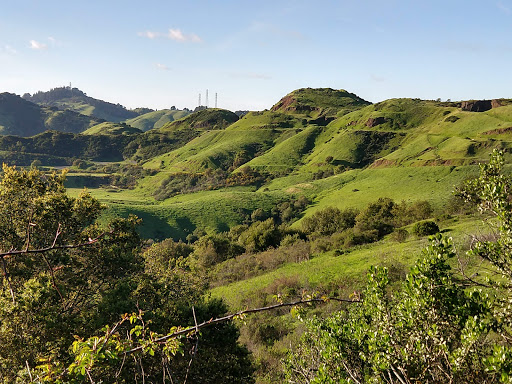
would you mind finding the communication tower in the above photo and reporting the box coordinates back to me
[215,93,218,108]
[205,89,209,108]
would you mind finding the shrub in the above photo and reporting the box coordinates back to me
[302,207,358,236]
[412,220,440,236]
[355,197,395,237]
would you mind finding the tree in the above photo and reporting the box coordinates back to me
[0,165,142,382]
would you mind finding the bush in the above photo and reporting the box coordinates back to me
[412,220,439,236]
[302,207,358,236]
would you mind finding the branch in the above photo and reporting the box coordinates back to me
[0,229,113,259]
[125,297,359,355]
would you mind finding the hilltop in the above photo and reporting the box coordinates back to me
[0,92,103,136]
[23,86,140,122]
[271,87,371,121]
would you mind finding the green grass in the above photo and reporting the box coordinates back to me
[124,109,191,131]
[82,122,142,136]
[68,185,288,240]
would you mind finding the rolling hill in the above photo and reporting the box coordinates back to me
[0,92,103,136]
[23,86,140,122]
[124,109,191,131]
[4,86,512,240]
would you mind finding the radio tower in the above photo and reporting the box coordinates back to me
[198,93,201,107]
[215,93,218,108]
[205,89,209,108]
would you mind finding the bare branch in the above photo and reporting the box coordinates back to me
[125,297,359,355]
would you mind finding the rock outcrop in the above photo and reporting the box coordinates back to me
[461,100,492,112]
[366,117,387,127]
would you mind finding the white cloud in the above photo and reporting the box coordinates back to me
[29,40,48,50]
[138,28,202,43]
[155,63,170,71]
[138,30,161,39]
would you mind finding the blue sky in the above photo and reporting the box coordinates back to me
[1,0,512,111]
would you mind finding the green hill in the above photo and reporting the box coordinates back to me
[124,109,191,131]
[23,87,139,122]
[0,92,103,136]
[126,108,240,162]
[82,122,142,136]
[271,87,371,120]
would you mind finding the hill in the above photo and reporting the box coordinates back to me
[271,87,371,120]
[6,87,512,240]
[82,122,142,136]
[124,109,191,131]
[0,92,103,136]
[23,86,139,122]
[125,108,239,162]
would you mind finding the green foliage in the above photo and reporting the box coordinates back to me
[0,165,254,383]
[412,220,440,236]
[302,206,358,236]
[237,218,284,253]
[355,197,396,237]
[285,236,491,383]
[0,130,134,165]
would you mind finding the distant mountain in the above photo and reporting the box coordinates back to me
[0,92,102,136]
[23,87,139,122]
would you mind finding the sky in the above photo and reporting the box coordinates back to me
[1,0,512,111]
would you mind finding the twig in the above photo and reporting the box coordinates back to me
[25,360,33,382]
[40,252,63,301]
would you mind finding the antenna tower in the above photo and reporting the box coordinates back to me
[215,93,218,108]
[205,89,209,108]
[198,93,201,107]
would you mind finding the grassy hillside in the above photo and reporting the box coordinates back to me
[82,122,142,136]
[0,92,102,136]
[24,87,139,122]
[58,90,512,241]
[126,108,240,163]
[125,109,191,131]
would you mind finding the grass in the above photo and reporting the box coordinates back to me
[82,122,142,136]
[69,185,288,240]
[124,109,191,131]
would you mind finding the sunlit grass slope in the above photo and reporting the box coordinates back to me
[124,109,191,131]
